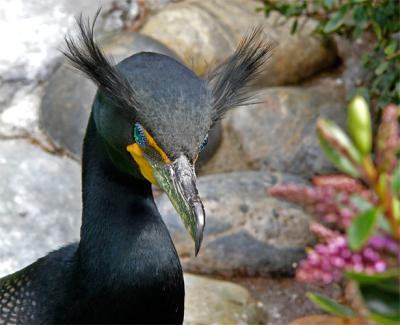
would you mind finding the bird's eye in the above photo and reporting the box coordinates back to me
[133,123,146,148]
[199,134,208,152]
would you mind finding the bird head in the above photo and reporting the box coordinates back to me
[64,12,271,255]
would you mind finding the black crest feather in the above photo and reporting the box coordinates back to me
[63,10,140,118]
[207,27,272,124]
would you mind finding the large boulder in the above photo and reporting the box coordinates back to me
[141,0,338,86]
[184,274,264,324]
[158,171,314,277]
[0,0,140,139]
[0,139,81,278]
[200,87,347,178]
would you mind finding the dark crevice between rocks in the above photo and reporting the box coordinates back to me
[0,131,79,162]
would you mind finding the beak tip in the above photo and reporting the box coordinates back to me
[194,245,200,257]
[194,232,203,257]
[193,202,205,257]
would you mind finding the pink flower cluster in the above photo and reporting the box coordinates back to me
[268,179,374,228]
[296,224,400,284]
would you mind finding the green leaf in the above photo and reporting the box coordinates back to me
[322,0,335,10]
[372,21,382,40]
[255,6,265,13]
[378,215,392,233]
[384,40,397,56]
[350,195,373,212]
[375,61,389,75]
[360,283,400,321]
[317,118,363,166]
[345,269,400,284]
[291,19,298,34]
[369,313,400,325]
[392,163,400,197]
[396,81,400,97]
[306,292,355,317]
[348,207,381,251]
[323,4,349,33]
[353,5,367,38]
[352,26,363,40]
[393,197,400,221]
[361,53,370,66]
[285,3,305,17]
[353,5,367,23]
[372,7,387,33]
[347,95,372,155]
[318,134,360,177]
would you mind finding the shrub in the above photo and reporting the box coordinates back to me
[260,0,400,109]
[269,97,399,324]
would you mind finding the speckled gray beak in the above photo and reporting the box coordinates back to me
[153,155,205,256]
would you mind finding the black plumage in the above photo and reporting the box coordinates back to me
[207,26,272,125]
[0,12,271,324]
[63,12,140,121]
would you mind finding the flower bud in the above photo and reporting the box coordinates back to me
[393,197,400,221]
[318,118,363,167]
[347,95,372,155]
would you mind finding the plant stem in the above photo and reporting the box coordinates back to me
[386,51,400,61]
[363,157,400,239]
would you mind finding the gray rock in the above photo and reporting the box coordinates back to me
[184,273,264,324]
[0,0,138,138]
[200,87,346,178]
[157,171,313,276]
[301,35,373,100]
[0,0,135,86]
[0,139,81,277]
[141,0,338,86]
[40,32,180,159]
[0,84,45,138]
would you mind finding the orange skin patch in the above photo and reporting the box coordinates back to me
[126,128,170,186]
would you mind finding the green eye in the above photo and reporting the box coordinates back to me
[199,135,208,152]
[133,123,146,148]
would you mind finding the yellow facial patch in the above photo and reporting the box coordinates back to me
[126,126,170,186]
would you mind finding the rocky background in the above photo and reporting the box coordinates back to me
[0,0,366,324]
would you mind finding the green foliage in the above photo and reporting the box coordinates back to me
[306,292,355,317]
[359,279,400,323]
[347,95,372,155]
[345,268,400,284]
[317,132,360,177]
[347,207,380,251]
[309,270,400,324]
[261,0,400,109]
[392,163,400,196]
[315,98,400,322]
[282,95,399,322]
[318,97,399,237]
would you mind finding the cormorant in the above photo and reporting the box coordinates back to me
[0,13,271,325]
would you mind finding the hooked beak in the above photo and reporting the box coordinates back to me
[152,155,205,255]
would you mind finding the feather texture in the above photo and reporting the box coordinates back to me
[207,27,272,125]
[63,9,141,119]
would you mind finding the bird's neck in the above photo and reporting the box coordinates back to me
[78,114,183,294]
